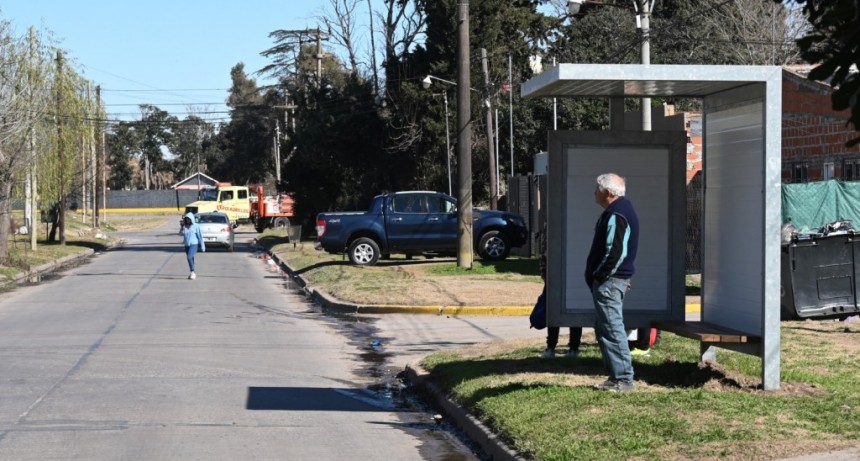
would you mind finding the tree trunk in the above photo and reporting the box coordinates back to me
[0,179,12,260]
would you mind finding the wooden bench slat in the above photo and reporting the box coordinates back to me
[653,321,761,344]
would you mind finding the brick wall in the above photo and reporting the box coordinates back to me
[781,69,860,182]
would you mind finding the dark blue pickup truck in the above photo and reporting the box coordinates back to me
[314,191,529,265]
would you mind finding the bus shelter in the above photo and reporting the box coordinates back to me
[521,64,782,390]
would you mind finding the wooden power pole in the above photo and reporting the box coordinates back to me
[457,0,473,269]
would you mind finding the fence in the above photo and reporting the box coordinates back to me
[13,189,201,212]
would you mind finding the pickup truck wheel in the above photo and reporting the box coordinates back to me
[478,230,510,261]
[348,238,380,266]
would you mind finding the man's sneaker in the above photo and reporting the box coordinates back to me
[630,348,651,357]
[189,272,196,280]
[564,349,580,359]
[540,348,556,358]
[594,379,635,392]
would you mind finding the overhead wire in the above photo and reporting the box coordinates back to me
[37,0,805,128]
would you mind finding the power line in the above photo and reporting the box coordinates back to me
[102,88,229,92]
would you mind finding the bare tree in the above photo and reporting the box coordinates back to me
[319,0,363,76]
[376,0,427,154]
[381,0,426,76]
[704,0,806,65]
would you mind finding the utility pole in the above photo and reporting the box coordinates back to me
[508,54,514,178]
[481,48,498,210]
[274,98,297,186]
[89,82,97,228]
[98,86,106,227]
[316,27,323,87]
[27,26,37,250]
[457,0,473,269]
[83,84,90,224]
[274,122,281,182]
[56,50,65,245]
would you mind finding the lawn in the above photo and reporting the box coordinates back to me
[1,212,168,287]
[420,321,860,461]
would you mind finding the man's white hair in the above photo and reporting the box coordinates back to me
[596,173,626,197]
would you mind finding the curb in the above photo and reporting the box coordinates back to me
[404,361,526,461]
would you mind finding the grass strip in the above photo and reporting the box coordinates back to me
[420,324,860,461]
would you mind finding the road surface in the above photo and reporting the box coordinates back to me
[0,223,478,460]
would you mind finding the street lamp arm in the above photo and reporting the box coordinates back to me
[424,75,457,87]
[422,74,481,93]
[569,0,648,14]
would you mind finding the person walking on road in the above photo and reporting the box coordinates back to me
[586,173,639,392]
[179,212,205,280]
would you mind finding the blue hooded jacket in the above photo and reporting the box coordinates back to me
[179,212,205,251]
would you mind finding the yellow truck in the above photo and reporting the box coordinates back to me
[183,183,295,232]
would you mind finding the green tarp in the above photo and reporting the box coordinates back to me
[782,180,860,232]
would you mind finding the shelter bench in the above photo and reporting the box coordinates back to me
[652,321,762,363]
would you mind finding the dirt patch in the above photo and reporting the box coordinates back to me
[657,439,855,461]
[783,319,860,354]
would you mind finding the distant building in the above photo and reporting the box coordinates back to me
[172,172,218,191]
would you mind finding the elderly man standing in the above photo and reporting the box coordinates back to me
[586,173,639,392]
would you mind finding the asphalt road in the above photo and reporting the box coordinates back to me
[0,223,480,460]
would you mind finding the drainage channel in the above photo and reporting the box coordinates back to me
[280,275,489,461]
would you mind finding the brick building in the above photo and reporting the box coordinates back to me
[780,66,860,183]
[651,66,859,185]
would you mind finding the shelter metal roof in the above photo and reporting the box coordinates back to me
[521,64,782,99]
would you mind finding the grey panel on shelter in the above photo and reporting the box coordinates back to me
[546,132,686,330]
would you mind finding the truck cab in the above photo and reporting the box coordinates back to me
[184,185,251,225]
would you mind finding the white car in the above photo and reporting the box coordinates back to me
[196,212,235,252]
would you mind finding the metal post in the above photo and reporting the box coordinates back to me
[508,54,514,178]
[444,92,452,196]
[196,151,201,199]
[637,0,652,131]
[552,57,558,131]
[495,107,501,198]
[457,0,473,269]
[481,48,497,210]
